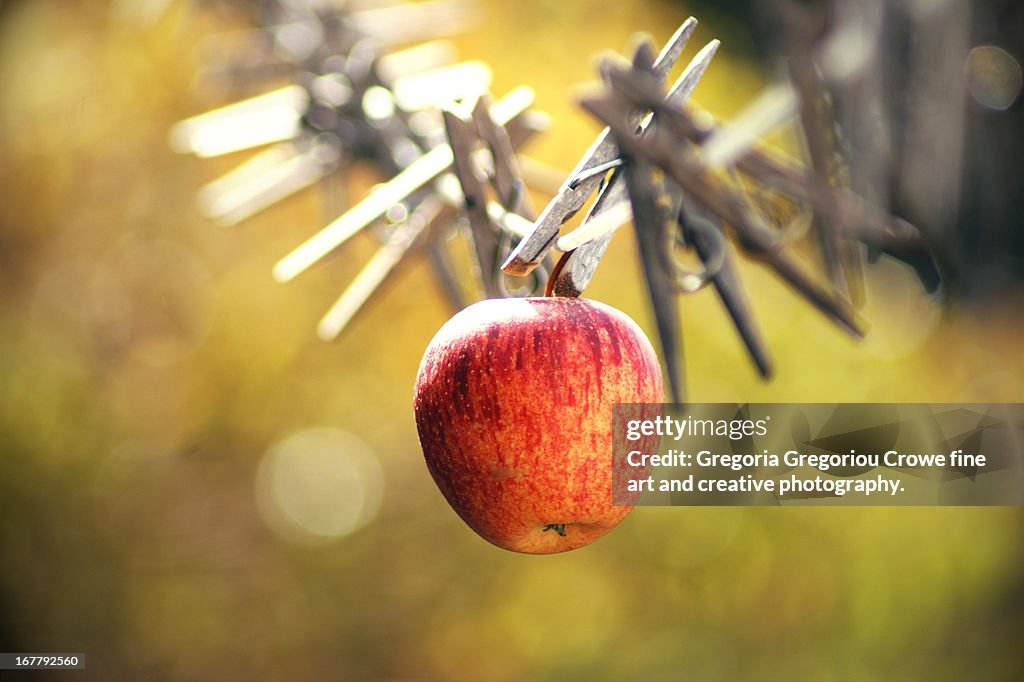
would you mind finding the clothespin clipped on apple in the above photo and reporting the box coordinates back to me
[502,16,736,402]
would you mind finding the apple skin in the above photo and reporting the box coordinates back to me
[413,297,664,554]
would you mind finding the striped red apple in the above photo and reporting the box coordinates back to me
[414,297,664,554]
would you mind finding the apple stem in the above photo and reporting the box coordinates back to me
[544,252,578,297]
[542,523,567,537]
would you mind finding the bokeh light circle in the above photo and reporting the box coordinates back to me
[965,45,1022,111]
[255,427,384,545]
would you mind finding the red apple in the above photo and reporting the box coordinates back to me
[413,296,664,554]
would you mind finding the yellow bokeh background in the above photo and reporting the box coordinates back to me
[0,1,1021,680]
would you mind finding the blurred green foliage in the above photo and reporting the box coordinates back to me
[0,1,1021,680]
